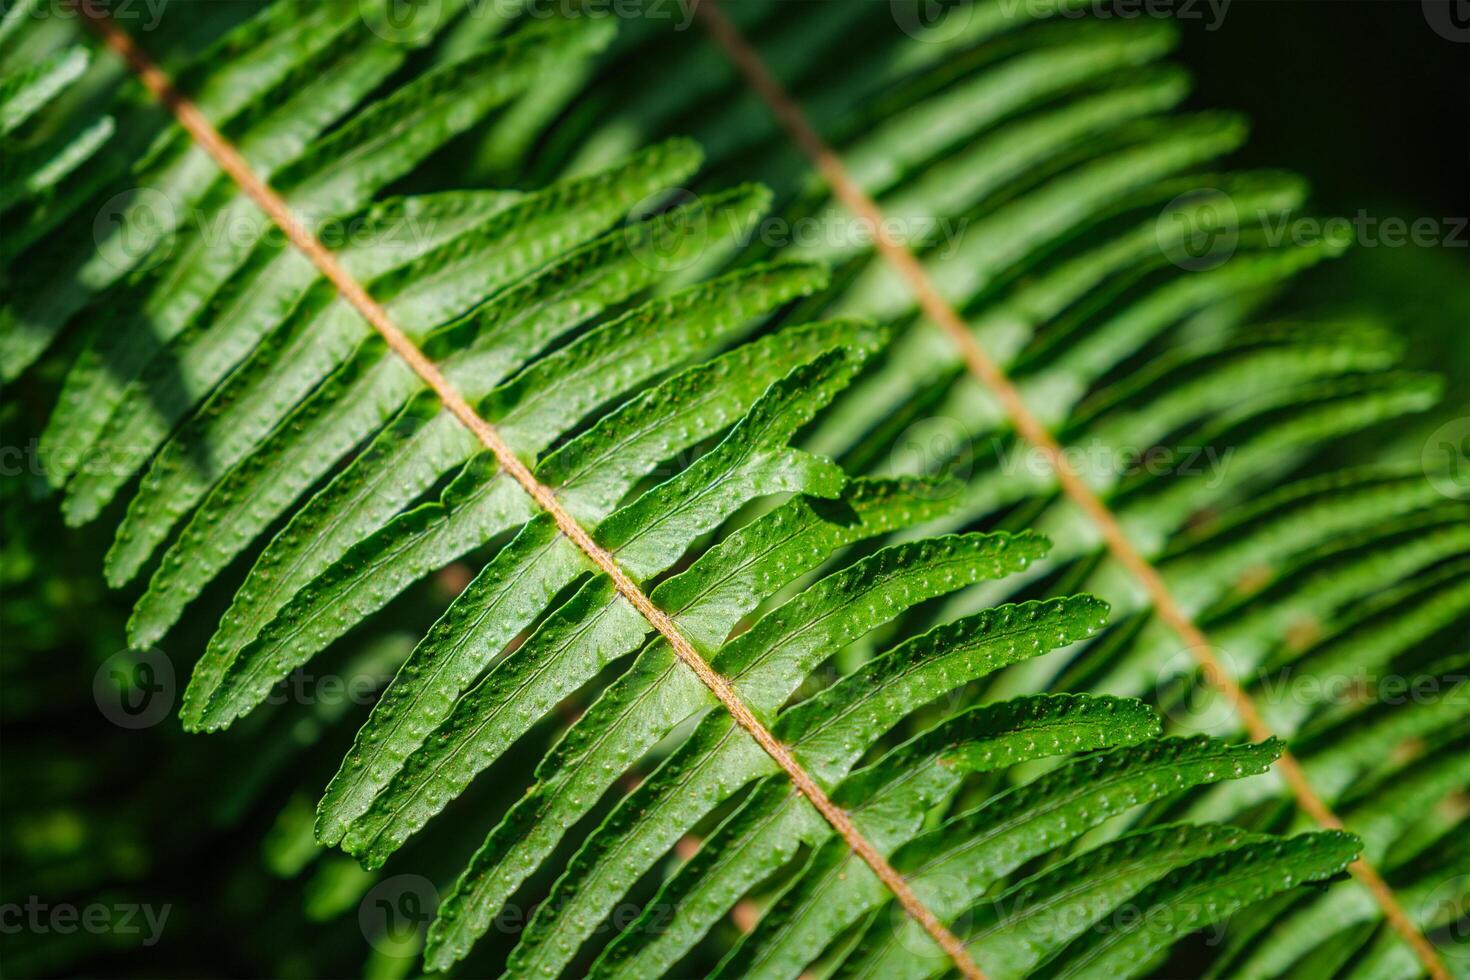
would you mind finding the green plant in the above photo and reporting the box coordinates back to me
[3,1,1465,978]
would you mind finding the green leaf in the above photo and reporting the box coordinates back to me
[56,12,610,481]
[423,477,967,968]
[934,824,1266,980]
[331,341,868,860]
[837,112,1250,321]
[91,191,519,573]
[182,260,827,731]
[599,644,1138,978]
[0,113,114,211]
[103,182,764,588]
[706,700,1159,979]
[806,171,1306,460]
[1038,832,1361,980]
[499,532,1052,978]
[0,45,88,135]
[724,737,1281,978]
[127,139,704,654]
[34,20,408,455]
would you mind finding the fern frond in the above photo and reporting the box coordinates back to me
[8,1,1460,977]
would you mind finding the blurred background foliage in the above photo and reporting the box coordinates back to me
[0,1,1465,976]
